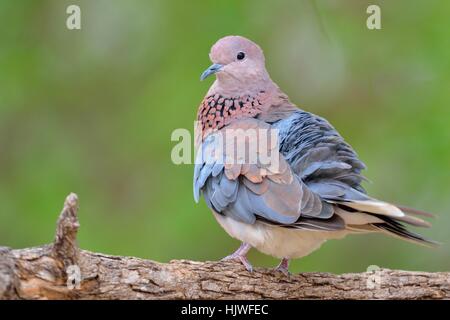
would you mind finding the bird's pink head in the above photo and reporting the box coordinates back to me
[201,36,272,95]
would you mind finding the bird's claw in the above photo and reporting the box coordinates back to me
[273,258,290,276]
[221,253,253,272]
[273,265,290,276]
[221,254,237,262]
[238,255,253,272]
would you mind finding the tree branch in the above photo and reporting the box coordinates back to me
[0,193,448,300]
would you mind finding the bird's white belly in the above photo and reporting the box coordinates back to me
[214,212,348,259]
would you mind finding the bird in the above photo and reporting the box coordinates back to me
[193,35,435,274]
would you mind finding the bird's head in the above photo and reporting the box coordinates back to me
[201,36,272,95]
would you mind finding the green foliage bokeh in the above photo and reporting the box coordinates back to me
[0,0,448,273]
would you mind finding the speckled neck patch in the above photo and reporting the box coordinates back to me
[197,91,268,137]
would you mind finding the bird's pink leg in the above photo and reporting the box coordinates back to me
[274,258,290,275]
[221,243,253,272]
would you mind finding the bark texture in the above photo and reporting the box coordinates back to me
[0,193,448,300]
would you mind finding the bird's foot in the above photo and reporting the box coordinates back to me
[221,243,253,272]
[274,258,290,276]
[222,253,253,272]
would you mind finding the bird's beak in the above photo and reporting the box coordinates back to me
[200,63,223,81]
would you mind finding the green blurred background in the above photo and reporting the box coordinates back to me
[0,0,448,273]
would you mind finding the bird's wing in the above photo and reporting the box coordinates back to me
[273,110,435,244]
[273,110,367,194]
[193,118,343,229]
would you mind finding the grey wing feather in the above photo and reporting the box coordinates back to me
[273,110,367,195]
[273,110,433,243]
[193,119,340,228]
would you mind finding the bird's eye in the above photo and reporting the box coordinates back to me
[237,52,245,60]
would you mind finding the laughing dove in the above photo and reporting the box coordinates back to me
[193,35,434,273]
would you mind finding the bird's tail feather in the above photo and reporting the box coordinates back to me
[371,218,439,247]
[396,205,435,218]
[333,198,438,247]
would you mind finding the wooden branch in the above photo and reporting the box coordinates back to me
[0,193,449,300]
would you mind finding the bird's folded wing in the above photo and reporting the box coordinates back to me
[272,110,433,236]
[194,118,338,227]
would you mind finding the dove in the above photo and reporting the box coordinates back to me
[193,35,434,274]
